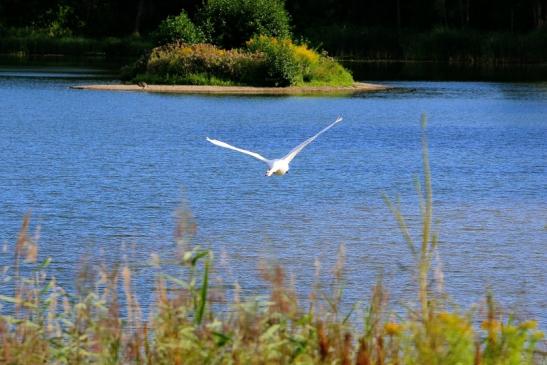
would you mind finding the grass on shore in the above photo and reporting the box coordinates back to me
[0,31,151,58]
[0,116,544,364]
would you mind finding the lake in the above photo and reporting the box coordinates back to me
[0,65,545,329]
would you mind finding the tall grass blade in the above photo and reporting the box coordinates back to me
[195,258,209,325]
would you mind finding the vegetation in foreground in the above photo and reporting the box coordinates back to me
[0,116,544,364]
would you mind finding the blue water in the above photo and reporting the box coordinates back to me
[1,67,546,328]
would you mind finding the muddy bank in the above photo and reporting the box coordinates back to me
[70,82,388,95]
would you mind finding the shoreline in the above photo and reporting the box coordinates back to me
[70,82,388,95]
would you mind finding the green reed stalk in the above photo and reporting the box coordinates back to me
[419,112,433,322]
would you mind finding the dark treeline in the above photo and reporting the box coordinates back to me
[1,0,546,61]
[286,0,547,32]
[1,0,545,37]
[0,0,201,37]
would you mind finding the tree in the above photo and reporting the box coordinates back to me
[153,10,205,45]
[133,0,145,36]
[532,0,546,29]
[198,0,291,49]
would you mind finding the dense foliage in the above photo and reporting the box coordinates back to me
[0,121,544,364]
[2,0,546,37]
[1,0,546,62]
[301,25,547,61]
[123,42,265,86]
[1,0,545,40]
[245,36,301,86]
[246,35,353,86]
[198,0,291,49]
[152,10,205,46]
[122,38,353,87]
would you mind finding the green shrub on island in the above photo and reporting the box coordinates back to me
[152,10,206,46]
[245,35,301,86]
[198,0,291,49]
[122,37,354,87]
[121,42,261,86]
[246,35,354,86]
[123,42,264,86]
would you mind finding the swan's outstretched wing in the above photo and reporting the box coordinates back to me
[282,116,343,163]
[206,137,270,164]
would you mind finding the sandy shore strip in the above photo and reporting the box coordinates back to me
[70,82,388,95]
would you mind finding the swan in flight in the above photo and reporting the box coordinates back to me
[206,116,343,176]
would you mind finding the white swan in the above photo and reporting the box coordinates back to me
[206,117,343,176]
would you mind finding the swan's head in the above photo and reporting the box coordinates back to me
[265,169,274,177]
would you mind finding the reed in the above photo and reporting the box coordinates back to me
[0,117,544,364]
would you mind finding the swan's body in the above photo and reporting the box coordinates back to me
[267,159,290,176]
[206,117,342,176]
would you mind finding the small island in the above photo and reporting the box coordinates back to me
[73,0,387,94]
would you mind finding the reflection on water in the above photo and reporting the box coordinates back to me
[0,64,546,329]
[0,68,117,79]
[343,60,547,82]
[0,55,122,79]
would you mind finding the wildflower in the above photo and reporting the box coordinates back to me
[25,242,38,263]
[502,324,519,337]
[482,319,501,341]
[518,320,538,330]
[183,251,193,263]
[437,312,471,332]
[384,322,402,336]
[180,46,192,56]
[481,319,501,332]
[206,319,223,333]
[294,45,319,63]
[437,311,453,322]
